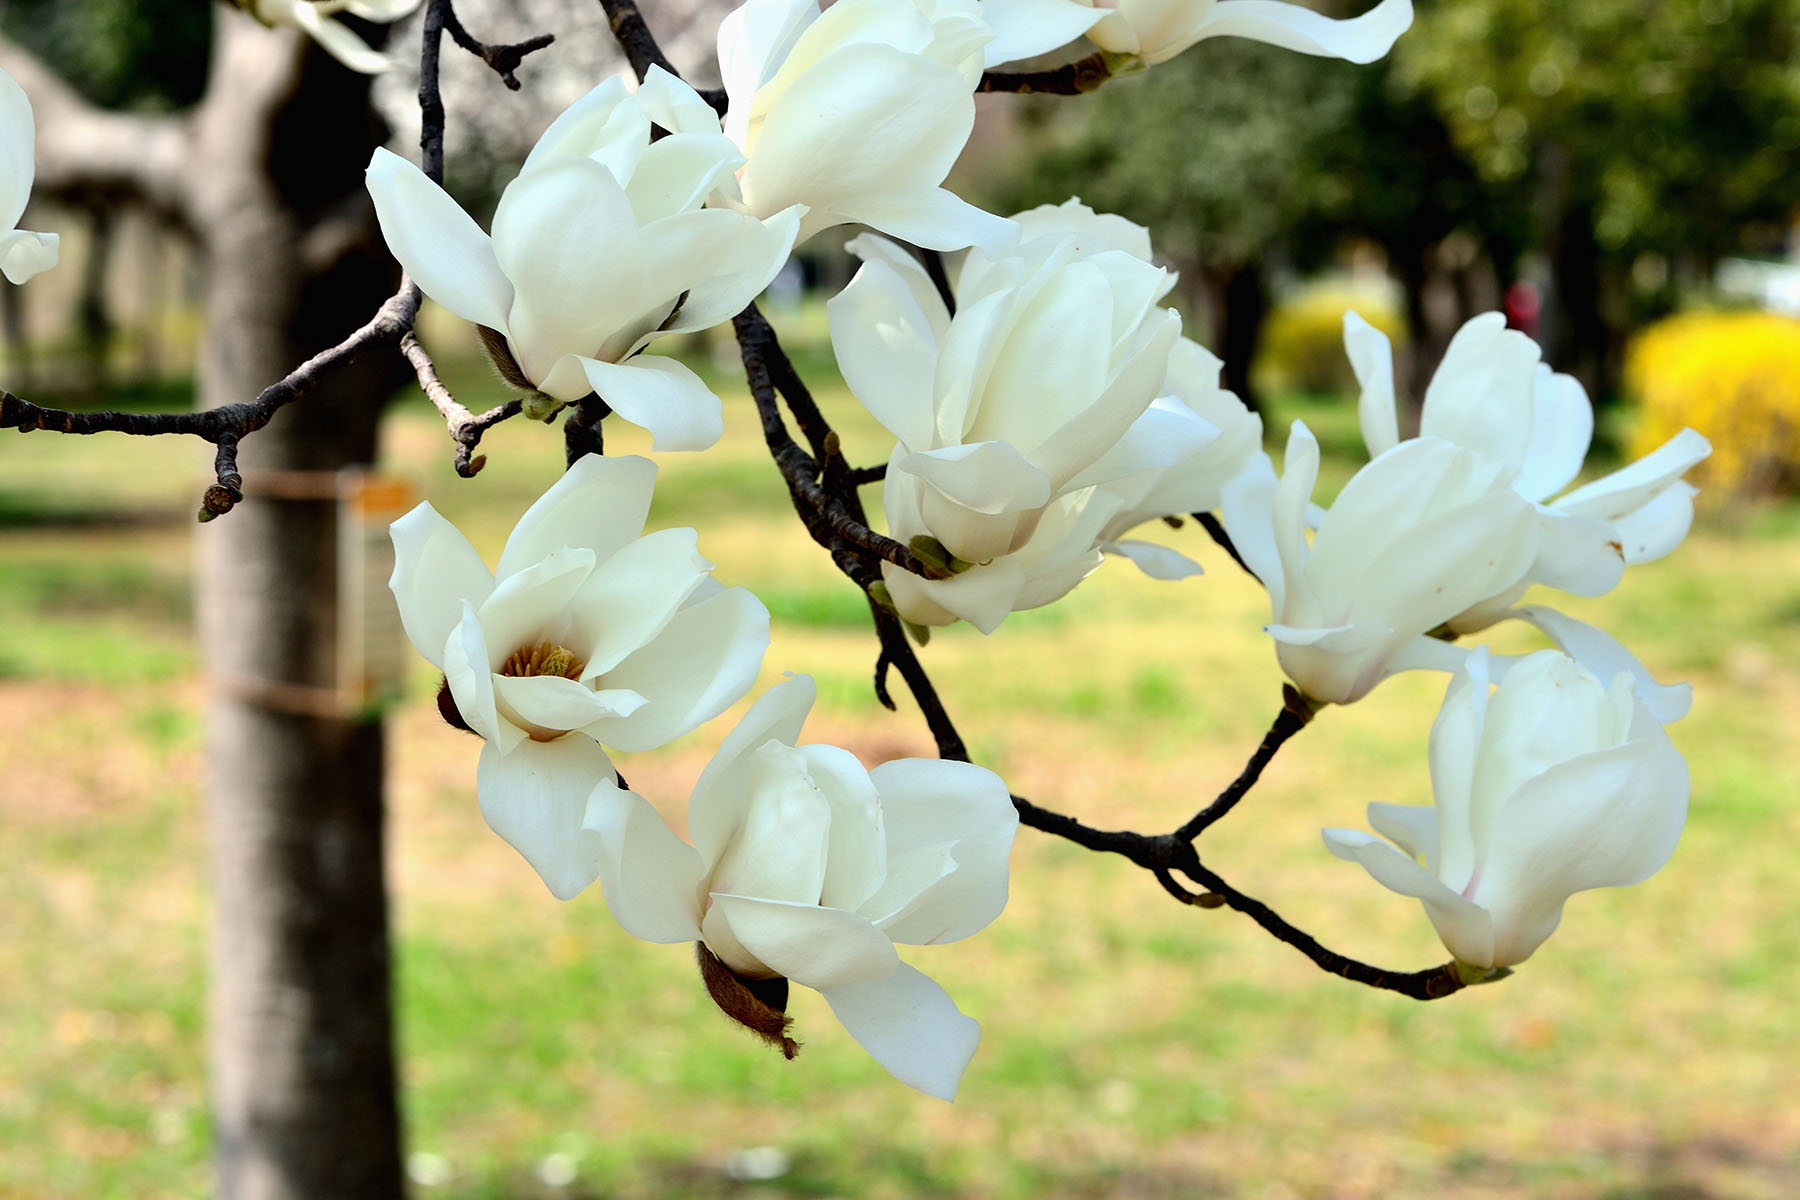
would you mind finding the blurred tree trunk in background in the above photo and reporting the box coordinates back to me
[2,9,407,1197]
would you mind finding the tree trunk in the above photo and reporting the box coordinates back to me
[193,15,404,1200]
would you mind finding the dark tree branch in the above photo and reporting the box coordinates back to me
[978,53,1113,96]
[441,4,555,90]
[920,248,957,317]
[1176,859,1472,1001]
[596,0,727,114]
[1176,687,1316,840]
[733,304,934,580]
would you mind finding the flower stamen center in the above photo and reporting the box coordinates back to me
[500,641,586,681]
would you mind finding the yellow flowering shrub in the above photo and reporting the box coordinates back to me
[1627,311,1800,499]
[1255,288,1406,397]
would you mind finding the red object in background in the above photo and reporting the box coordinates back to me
[1505,281,1542,338]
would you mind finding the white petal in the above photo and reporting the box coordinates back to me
[492,673,647,739]
[800,744,889,913]
[707,894,899,989]
[472,548,596,671]
[578,355,724,453]
[1104,539,1203,580]
[582,781,707,942]
[365,147,512,331]
[1165,0,1412,66]
[0,67,38,231]
[638,65,726,136]
[708,743,833,905]
[1321,827,1494,966]
[1517,366,1593,501]
[0,228,58,284]
[496,453,656,581]
[741,45,980,240]
[568,527,712,679]
[443,602,506,746]
[719,0,820,141]
[840,186,1020,257]
[389,502,495,669]
[1509,605,1692,722]
[620,131,742,223]
[882,554,1028,634]
[1530,509,1626,597]
[1551,428,1711,522]
[829,258,945,450]
[1343,310,1399,458]
[1426,648,1490,885]
[865,757,1017,944]
[1474,731,1689,967]
[491,158,646,381]
[1418,312,1538,476]
[651,205,803,340]
[1366,802,1439,867]
[476,735,617,899]
[1218,451,1284,613]
[520,77,648,181]
[1611,481,1696,565]
[821,963,981,1100]
[979,0,1106,66]
[289,3,393,72]
[598,587,771,753]
[689,675,818,869]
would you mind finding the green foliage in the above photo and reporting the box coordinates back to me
[0,0,210,110]
[999,41,1360,270]
[1392,0,1800,259]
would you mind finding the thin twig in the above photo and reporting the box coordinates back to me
[3,285,421,519]
[441,3,554,90]
[398,329,521,476]
[1176,686,1316,840]
[1177,859,1470,1001]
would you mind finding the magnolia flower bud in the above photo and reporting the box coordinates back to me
[1324,648,1689,969]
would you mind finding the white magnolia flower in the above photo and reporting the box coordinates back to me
[1219,421,1539,704]
[1345,310,1709,720]
[1323,648,1688,969]
[389,455,770,900]
[0,66,58,284]
[584,675,1018,1100]
[979,0,1412,70]
[715,0,1016,252]
[832,223,1182,567]
[244,0,420,74]
[366,76,801,450]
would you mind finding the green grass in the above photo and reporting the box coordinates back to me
[4,321,1800,1198]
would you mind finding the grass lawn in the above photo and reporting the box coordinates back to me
[2,310,1798,1199]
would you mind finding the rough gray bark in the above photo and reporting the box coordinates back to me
[193,15,405,1200]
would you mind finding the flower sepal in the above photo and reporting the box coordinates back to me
[696,941,800,1059]
[1454,960,1514,987]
